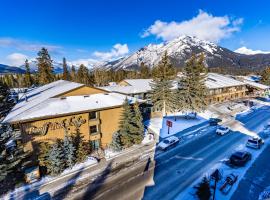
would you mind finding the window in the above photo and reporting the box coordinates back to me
[90,125,98,134]
[89,111,97,120]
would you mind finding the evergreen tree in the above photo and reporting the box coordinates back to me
[38,142,51,168]
[76,64,93,85]
[0,124,27,182]
[139,62,151,78]
[149,51,176,116]
[195,176,211,200]
[110,132,123,151]
[37,47,54,84]
[131,101,144,144]
[70,65,76,81]
[63,134,75,168]
[261,66,270,85]
[118,98,136,148]
[62,57,70,81]
[71,129,89,163]
[0,81,14,119]
[177,54,208,115]
[47,139,65,176]
[24,59,32,87]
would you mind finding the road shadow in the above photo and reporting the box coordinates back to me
[80,162,113,200]
[52,167,84,200]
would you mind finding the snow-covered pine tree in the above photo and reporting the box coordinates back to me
[37,47,55,85]
[178,54,208,115]
[63,134,75,168]
[24,59,32,87]
[0,124,27,182]
[110,132,123,151]
[131,101,144,144]
[47,139,65,176]
[62,57,70,81]
[149,51,176,116]
[72,129,89,163]
[118,98,136,148]
[0,81,14,119]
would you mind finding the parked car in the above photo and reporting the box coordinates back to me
[157,136,180,151]
[246,137,264,149]
[228,151,251,167]
[209,118,222,126]
[216,126,230,135]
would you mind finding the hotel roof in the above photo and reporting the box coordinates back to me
[4,92,139,123]
[99,79,153,95]
[3,80,84,123]
[205,73,246,89]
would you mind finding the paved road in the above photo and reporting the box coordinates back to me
[69,106,270,200]
[68,128,247,200]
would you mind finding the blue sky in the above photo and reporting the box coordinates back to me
[1,0,270,66]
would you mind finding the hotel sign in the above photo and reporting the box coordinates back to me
[25,115,86,136]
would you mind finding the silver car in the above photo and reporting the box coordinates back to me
[246,137,264,149]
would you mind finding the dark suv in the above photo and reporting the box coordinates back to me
[209,118,222,126]
[229,151,251,167]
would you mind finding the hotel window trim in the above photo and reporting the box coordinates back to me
[89,111,97,120]
[90,125,98,135]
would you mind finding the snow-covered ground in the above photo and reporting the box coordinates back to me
[176,105,270,200]
[104,133,154,160]
[144,113,210,139]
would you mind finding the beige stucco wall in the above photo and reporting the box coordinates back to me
[99,107,123,147]
[56,86,106,97]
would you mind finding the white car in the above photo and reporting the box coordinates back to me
[216,126,230,135]
[246,137,264,149]
[157,136,180,151]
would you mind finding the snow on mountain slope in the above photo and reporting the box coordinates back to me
[96,35,270,71]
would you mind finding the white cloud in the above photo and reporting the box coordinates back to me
[0,37,62,52]
[142,10,243,42]
[93,43,129,60]
[235,47,270,55]
[6,53,28,66]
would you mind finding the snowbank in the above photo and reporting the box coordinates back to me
[144,113,208,139]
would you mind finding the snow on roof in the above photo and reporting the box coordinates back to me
[100,79,153,94]
[205,73,246,89]
[242,79,269,90]
[3,80,83,123]
[6,93,139,123]
[123,79,152,89]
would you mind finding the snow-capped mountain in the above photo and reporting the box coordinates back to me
[0,64,25,74]
[19,60,65,74]
[97,35,270,71]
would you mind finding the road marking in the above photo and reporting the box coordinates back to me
[175,155,203,161]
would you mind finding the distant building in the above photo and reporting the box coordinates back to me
[3,80,140,154]
[236,76,269,97]
[99,79,152,100]
[205,73,247,104]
